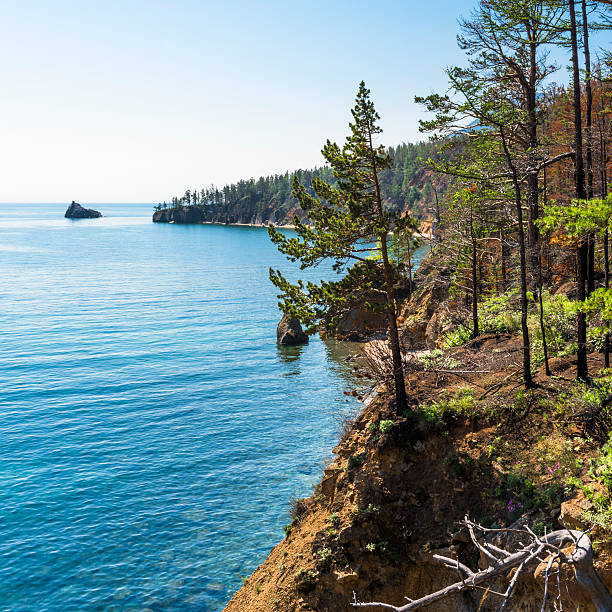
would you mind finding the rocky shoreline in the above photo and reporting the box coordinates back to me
[152,204,301,227]
[223,253,612,612]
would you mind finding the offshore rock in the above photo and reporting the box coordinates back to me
[277,314,308,345]
[64,201,102,219]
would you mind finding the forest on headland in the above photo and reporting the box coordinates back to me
[154,141,448,225]
[223,2,612,611]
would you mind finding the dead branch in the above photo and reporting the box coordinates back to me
[351,517,612,612]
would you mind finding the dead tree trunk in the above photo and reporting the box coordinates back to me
[352,521,612,612]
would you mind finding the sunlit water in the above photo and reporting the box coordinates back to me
[0,203,370,611]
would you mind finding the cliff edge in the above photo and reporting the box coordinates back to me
[225,331,612,611]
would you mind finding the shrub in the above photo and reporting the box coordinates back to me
[326,513,340,527]
[418,349,461,370]
[348,454,364,469]
[350,503,380,525]
[445,325,473,348]
[379,420,394,434]
[416,387,477,432]
[294,569,319,593]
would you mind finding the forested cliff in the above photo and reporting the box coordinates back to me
[154,141,448,225]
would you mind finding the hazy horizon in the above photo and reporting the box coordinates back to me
[2,0,610,204]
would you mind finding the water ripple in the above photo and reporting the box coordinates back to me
[0,204,366,611]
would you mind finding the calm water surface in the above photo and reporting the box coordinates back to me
[0,203,366,611]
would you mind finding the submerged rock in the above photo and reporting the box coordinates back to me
[277,314,308,345]
[64,201,103,219]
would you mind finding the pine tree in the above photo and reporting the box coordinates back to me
[268,82,409,413]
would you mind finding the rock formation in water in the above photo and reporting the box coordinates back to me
[277,314,308,345]
[64,201,103,219]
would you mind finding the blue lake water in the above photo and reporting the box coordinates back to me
[0,203,366,611]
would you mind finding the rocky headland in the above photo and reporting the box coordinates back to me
[152,204,304,227]
[64,201,103,219]
[225,253,612,612]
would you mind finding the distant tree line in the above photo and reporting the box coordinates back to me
[154,142,448,225]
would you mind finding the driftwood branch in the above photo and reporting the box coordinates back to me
[352,518,612,612]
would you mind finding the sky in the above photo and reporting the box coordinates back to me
[0,0,608,203]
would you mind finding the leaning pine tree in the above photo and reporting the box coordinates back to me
[268,81,409,413]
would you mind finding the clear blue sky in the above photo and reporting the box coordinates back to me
[0,0,607,203]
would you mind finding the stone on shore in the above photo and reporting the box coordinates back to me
[277,314,308,345]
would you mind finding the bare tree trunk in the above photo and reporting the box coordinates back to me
[583,0,596,296]
[471,208,479,338]
[526,39,540,284]
[500,226,508,291]
[599,81,610,367]
[472,237,479,338]
[501,129,533,389]
[539,281,551,377]
[570,0,589,381]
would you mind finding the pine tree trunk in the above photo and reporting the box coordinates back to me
[369,128,408,413]
[501,130,533,389]
[570,0,589,381]
[501,226,508,291]
[539,263,551,376]
[380,235,408,413]
[472,236,479,338]
[601,101,609,368]
[606,230,610,369]
[527,40,540,284]
[583,0,595,296]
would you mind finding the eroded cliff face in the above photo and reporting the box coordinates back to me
[152,205,307,226]
[152,206,206,224]
[225,342,612,612]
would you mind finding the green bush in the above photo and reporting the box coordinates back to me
[348,454,364,469]
[379,420,394,434]
[416,387,477,432]
[418,349,461,370]
[294,569,319,593]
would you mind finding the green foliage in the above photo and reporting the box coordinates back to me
[350,503,380,525]
[347,454,365,470]
[418,349,461,370]
[444,325,473,348]
[442,288,590,367]
[294,569,319,593]
[531,519,553,537]
[479,291,522,334]
[444,291,521,348]
[593,434,612,490]
[326,513,340,527]
[415,387,477,432]
[365,541,387,553]
[267,82,417,337]
[539,195,612,241]
[503,468,564,513]
[379,419,394,434]
[315,547,332,565]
